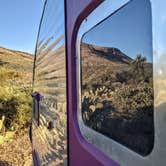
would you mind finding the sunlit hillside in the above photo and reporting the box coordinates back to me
[0,47,33,83]
[81,43,154,156]
[0,47,33,165]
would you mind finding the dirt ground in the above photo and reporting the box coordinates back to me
[0,130,32,166]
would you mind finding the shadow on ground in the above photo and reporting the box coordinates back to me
[0,160,12,166]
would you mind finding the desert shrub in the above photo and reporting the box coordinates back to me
[82,84,115,123]
[116,71,131,83]
[112,83,153,114]
[115,55,153,85]
[0,67,32,132]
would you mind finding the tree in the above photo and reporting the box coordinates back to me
[130,54,147,83]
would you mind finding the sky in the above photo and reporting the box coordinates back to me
[0,0,165,59]
[152,0,166,55]
[83,0,153,62]
[0,0,45,54]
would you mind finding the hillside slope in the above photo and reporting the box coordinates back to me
[0,47,33,165]
[81,43,132,86]
[0,47,33,85]
[81,42,154,156]
[0,47,33,70]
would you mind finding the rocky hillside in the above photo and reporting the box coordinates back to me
[81,43,152,86]
[0,47,33,165]
[81,43,132,65]
[0,47,33,70]
[81,43,132,86]
[81,42,154,156]
[0,47,33,85]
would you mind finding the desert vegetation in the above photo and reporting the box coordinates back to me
[0,67,32,133]
[0,47,33,165]
[81,43,154,156]
[0,47,33,134]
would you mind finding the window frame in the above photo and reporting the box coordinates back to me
[76,0,157,165]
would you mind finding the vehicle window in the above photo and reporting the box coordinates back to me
[32,0,67,165]
[81,0,154,156]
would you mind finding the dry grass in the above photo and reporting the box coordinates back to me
[0,46,33,165]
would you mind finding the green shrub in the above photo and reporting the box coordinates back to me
[109,83,153,115]
[0,67,32,132]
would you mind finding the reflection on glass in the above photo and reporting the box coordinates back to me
[32,0,67,165]
[81,0,154,156]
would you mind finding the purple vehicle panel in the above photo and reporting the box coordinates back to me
[32,0,166,165]
[66,0,119,165]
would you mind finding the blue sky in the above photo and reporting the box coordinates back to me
[0,0,165,58]
[83,0,153,62]
[0,0,44,54]
[152,0,166,55]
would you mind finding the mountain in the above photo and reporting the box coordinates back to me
[0,47,33,85]
[0,47,33,71]
[81,42,132,85]
[81,43,132,64]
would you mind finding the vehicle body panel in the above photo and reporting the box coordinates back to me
[32,0,166,165]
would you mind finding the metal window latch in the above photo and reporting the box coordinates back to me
[31,91,42,102]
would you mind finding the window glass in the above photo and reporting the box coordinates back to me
[81,0,154,156]
[32,0,67,165]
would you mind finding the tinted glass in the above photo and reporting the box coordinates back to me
[81,0,154,156]
[32,0,67,165]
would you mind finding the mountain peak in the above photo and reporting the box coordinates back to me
[81,42,132,65]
